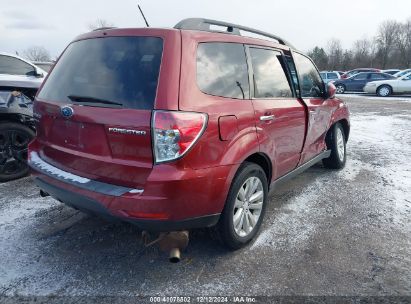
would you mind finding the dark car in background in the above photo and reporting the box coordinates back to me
[0,90,35,182]
[334,72,395,94]
[340,68,381,79]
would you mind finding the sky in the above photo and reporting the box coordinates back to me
[1,0,411,59]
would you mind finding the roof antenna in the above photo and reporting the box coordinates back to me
[138,4,150,27]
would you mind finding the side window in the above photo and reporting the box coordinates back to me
[327,73,338,79]
[353,73,367,80]
[197,43,249,99]
[320,72,327,79]
[370,73,384,80]
[0,55,35,76]
[293,52,324,98]
[249,48,292,98]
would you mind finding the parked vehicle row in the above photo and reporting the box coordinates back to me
[333,72,395,94]
[27,18,350,253]
[320,67,411,96]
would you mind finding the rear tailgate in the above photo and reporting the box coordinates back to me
[34,101,152,188]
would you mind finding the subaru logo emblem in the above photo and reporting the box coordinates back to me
[61,105,74,118]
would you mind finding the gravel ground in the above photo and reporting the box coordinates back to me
[0,95,410,303]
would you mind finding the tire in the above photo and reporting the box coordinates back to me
[336,84,345,94]
[217,162,268,250]
[0,122,35,182]
[322,122,346,169]
[377,85,392,97]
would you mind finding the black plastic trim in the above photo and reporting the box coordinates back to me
[271,150,331,189]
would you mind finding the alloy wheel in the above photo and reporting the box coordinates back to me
[233,176,264,237]
[336,85,345,94]
[378,86,390,97]
[336,128,345,162]
[0,129,30,176]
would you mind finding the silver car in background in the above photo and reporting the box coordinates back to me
[364,72,411,97]
[0,52,47,99]
[320,71,341,83]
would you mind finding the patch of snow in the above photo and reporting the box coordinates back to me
[251,180,324,250]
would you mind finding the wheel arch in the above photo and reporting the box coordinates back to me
[328,119,350,141]
[377,84,393,94]
[243,152,272,186]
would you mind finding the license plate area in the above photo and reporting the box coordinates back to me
[51,120,83,149]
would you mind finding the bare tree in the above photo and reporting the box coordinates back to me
[341,50,354,70]
[396,18,411,68]
[23,46,51,62]
[376,21,401,68]
[327,39,343,70]
[368,37,379,68]
[352,38,371,67]
[88,19,114,30]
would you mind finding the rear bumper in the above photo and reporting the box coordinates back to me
[29,152,236,232]
[33,177,220,231]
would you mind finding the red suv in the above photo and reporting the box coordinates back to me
[29,19,350,249]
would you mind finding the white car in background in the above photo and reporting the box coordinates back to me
[0,52,47,99]
[393,69,411,78]
[364,72,411,97]
[382,69,401,76]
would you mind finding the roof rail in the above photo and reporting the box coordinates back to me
[92,27,116,32]
[174,18,294,49]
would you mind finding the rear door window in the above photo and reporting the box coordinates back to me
[38,37,163,110]
[249,48,293,98]
[196,42,249,99]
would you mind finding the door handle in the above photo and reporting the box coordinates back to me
[260,115,275,121]
[309,109,317,115]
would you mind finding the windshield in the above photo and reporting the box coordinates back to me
[38,36,163,110]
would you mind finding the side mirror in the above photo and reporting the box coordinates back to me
[326,82,336,99]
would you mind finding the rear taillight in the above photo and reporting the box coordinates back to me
[152,110,207,164]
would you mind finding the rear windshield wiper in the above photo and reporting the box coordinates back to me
[67,95,123,107]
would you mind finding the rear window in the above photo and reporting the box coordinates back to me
[196,42,249,99]
[38,37,163,110]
